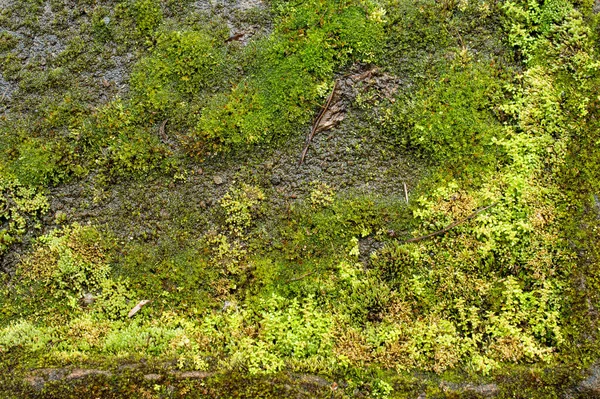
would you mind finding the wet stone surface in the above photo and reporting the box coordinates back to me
[195,0,271,44]
[43,102,422,250]
[0,73,16,114]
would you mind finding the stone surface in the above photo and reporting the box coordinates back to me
[172,371,214,379]
[440,381,500,398]
[575,365,600,395]
[213,175,225,185]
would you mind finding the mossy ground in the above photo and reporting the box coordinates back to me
[1,0,600,397]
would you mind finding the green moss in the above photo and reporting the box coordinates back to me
[220,184,266,235]
[386,57,509,167]
[130,27,228,114]
[131,0,163,37]
[0,177,48,256]
[10,139,63,186]
[1,0,600,395]
[0,32,18,53]
[188,0,385,152]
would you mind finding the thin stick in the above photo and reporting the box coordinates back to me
[403,182,409,204]
[0,87,9,103]
[283,270,316,284]
[405,202,497,244]
[128,299,151,318]
[159,119,168,142]
[299,81,338,165]
[225,32,244,43]
[454,27,466,50]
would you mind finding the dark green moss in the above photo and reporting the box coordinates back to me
[1,0,600,396]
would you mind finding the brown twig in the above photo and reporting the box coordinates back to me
[0,87,9,103]
[403,182,409,204]
[225,32,245,43]
[348,67,377,83]
[158,119,168,142]
[283,270,316,284]
[299,81,338,165]
[405,202,497,244]
[128,299,151,318]
[454,27,466,50]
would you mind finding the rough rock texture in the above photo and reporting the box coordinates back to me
[195,0,271,45]
[569,365,600,397]
[41,104,421,245]
[0,73,16,115]
[440,381,500,398]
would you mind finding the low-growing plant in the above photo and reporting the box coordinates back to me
[9,138,62,186]
[220,184,266,236]
[114,0,163,40]
[0,177,48,255]
[0,320,52,354]
[80,99,176,178]
[0,31,18,53]
[1,0,600,394]
[386,57,508,166]
[309,181,335,210]
[18,224,112,309]
[131,28,228,114]
[189,0,385,153]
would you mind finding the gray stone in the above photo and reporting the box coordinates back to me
[81,292,95,306]
[213,175,225,185]
[270,175,281,185]
[171,371,213,379]
[576,365,600,394]
[440,381,499,398]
